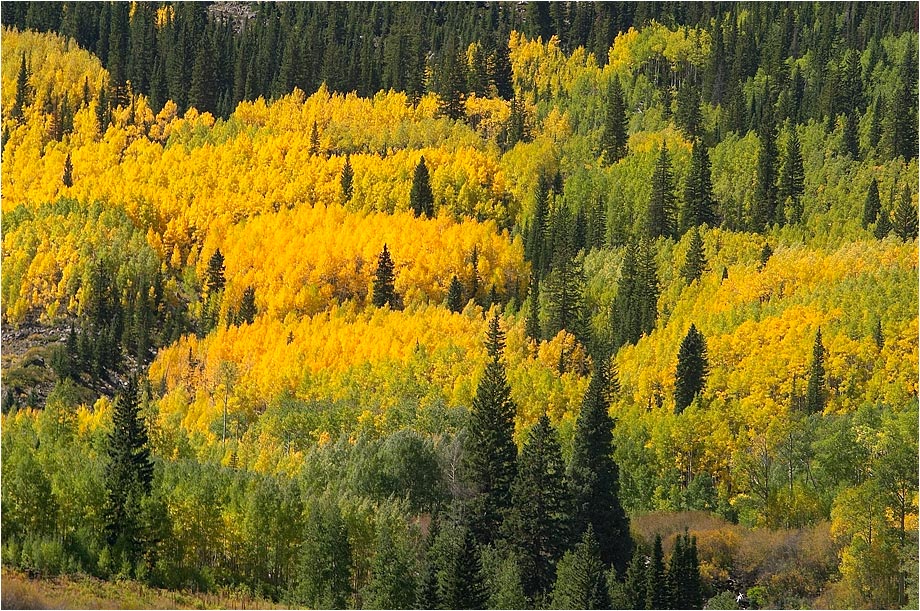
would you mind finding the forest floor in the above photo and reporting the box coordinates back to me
[0,569,282,610]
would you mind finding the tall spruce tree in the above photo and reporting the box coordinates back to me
[753,113,778,231]
[466,310,518,544]
[600,77,628,164]
[441,525,488,610]
[666,531,703,609]
[237,286,257,325]
[505,414,570,600]
[680,140,717,233]
[447,275,464,313]
[805,328,826,414]
[778,128,805,224]
[874,205,892,239]
[675,81,703,140]
[646,534,667,609]
[674,324,709,413]
[11,53,30,122]
[550,526,611,610]
[103,376,154,571]
[526,174,551,277]
[680,227,707,285]
[62,152,73,187]
[544,206,587,342]
[340,154,354,203]
[893,186,918,241]
[647,143,677,239]
[638,239,660,338]
[568,360,632,574]
[526,273,542,342]
[612,241,642,349]
[862,178,881,228]
[410,156,435,218]
[372,244,398,308]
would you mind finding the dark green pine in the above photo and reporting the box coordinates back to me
[600,77,628,165]
[680,227,707,285]
[675,81,703,140]
[805,328,827,414]
[568,360,632,574]
[637,239,659,338]
[550,526,611,610]
[674,324,709,413]
[862,178,881,229]
[623,549,647,610]
[466,310,517,544]
[893,186,918,241]
[752,115,778,231]
[410,156,435,218]
[189,36,217,115]
[237,286,257,325]
[447,275,464,313]
[526,175,551,276]
[442,526,487,610]
[647,143,677,240]
[62,152,73,188]
[526,273,542,342]
[680,139,718,233]
[612,240,642,349]
[340,154,354,203]
[206,249,226,295]
[505,414,570,600]
[874,206,892,239]
[372,244,398,308]
[11,53,29,121]
[778,128,806,224]
[646,534,666,609]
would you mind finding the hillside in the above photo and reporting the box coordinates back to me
[1,4,918,610]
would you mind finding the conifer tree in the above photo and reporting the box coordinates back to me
[600,77,628,164]
[647,143,677,239]
[372,244,398,308]
[675,81,703,140]
[612,241,641,349]
[441,526,487,610]
[103,376,154,571]
[674,324,709,413]
[841,111,860,160]
[364,520,418,609]
[874,206,892,239]
[62,152,73,188]
[506,414,570,600]
[568,361,632,573]
[681,227,707,285]
[526,273,542,342]
[544,207,587,342]
[340,154,354,203]
[646,534,666,609]
[11,53,30,122]
[447,275,464,313]
[550,526,611,610]
[778,128,805,224]
[188,36,216,114]
[205,249,226,295]
[893,186,918,241]
[758,242,773,270]
[873,318,884,350]
[623,550,647,610]
[309,120,320,155]
[753,115,778,231]
[410,156,435,218]
[526,175,551,276]
[237,286,257,325]
[466,310,517,544]
[680,140,717,233]
[862,178,881,228]
[666,531,703,609]
[638,239,660,338]
[805,328,826,414]
[470,246,480,302]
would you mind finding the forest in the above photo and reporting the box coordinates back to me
[0,2,918,609]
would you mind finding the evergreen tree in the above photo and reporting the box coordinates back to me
[438,47,467,121]
[205,249,225,295]
[526,174,551,276]
[410,156,435,218]
[544,207,587,342]
[237,286,257,325]
[364,519,418,609]
[568,361,632,574]
[893,186,918,241]
[447,275,464,313]
[883,40,919,161]
[506,414,570,600]
[372,244,398,308]
[309,120,320,155]
[637,239,660,338]
[526,273,542,342]
[675,81,703,140]
[469,246,480,302]
[805,328,826,414]
[550,526,611,610]
[623,550,647,610]
[62,152,73,187]
[758,242,773,271]
[600,77,628,164]
[862,178,881,229]
[11,53,30,122]
[680,140,717,233]
[612,241,641,349]
[873,318,884,350]
[490,35,513,100]
[291,499,353,609]
[466,310,518,544]
[680,227,707,285]
[753,114,778,231]
[647,143,677,239]
[841,111,860,160]
[103,376,154,571]
[666,531,703,609]
[646,534,666,609]
[874,206,892,239]
[188,36,216,114]
[441,526,487,610]
[106,1,129,108]
[340,154,354,203]
[778,128,805,224]
[674,324,709,413]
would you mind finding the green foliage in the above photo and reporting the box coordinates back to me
[289,497,352,609]
[862,178,881,229]
[680,228,707,285]
[600,78,628,165]
[341,155,354,203]
[550,526,610,610]
[893,186,918,241]
[236,286,256,325]
[680,140,717,233]
[371,244,397,308]
[674,324,708,414]
[439,524,487,610]
[447,275,464,313]
[647,143,677,240]
[805,328,826,415]
[410,157,435,218]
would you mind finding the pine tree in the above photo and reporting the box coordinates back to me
[505,414,570,599]
[526,273,542,342]
[340,154,354,203]
[778,128,805,224]
[410,156,435,218]
[292,499,353,609]
[568,360,632,574]
[674,324,709,413]
[841,111,860,160]
[893,186,918,241]
[438,47,467,121]
[309,120,320,155]
[753,115,778,231]
[600,77,628,164]
[758,242,773,271]
[666,531,703,609]
[883,40,919,161]
[205,249,226,295]
[447,275,464,313]
[680,227,707,285]
[647,143,677,240]
[874,206,892,239]
[466,310,518,544]
[862,178,881,228]
[680,140,717,233]
[550,526,611,610]
[188,36,216,114]
[526,175,551,276]
[623,550,647,610]
[364,520,418,609]
[873,318,884,350]
[11,53,30,122]
[103,376,154,571]
[237,286,257,325]
[470,246,480,302]
[805,328,826,414]
[638,239,660,338]
[441,526,487,610]
[490,35,513,100]
[372,244,398,308]
[646,534,666,609]
[544,207,587,342]
[675,81,703,140]
[612,241,641,349]
[62,152,73,188]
